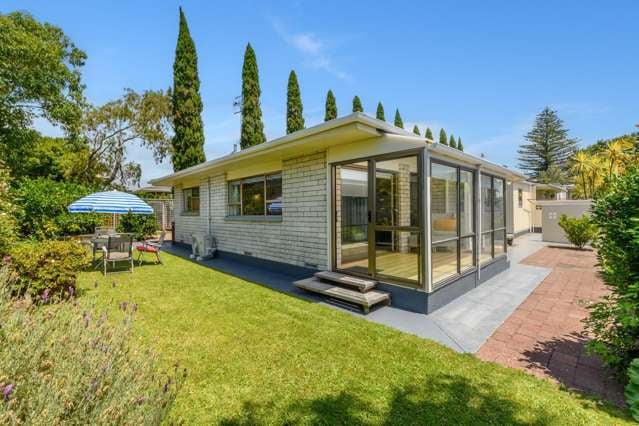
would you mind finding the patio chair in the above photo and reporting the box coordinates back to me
[135,231,166,265]
[101,234,134,275]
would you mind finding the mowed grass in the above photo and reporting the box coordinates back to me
[78,253,630,424]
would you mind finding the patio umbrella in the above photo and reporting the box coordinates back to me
[68,190,154,215]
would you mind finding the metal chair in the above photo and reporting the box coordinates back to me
[136,231,166,265]
[101,234,134,275]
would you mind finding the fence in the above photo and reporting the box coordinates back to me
[100,199,174,231]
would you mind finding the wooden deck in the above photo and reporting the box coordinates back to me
[314,271,376,292]
[294,277,390,312]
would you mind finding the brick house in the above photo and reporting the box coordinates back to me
[151,113,526,314]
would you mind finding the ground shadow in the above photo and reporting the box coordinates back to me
[519,332,625,407]
[216,373,628,425]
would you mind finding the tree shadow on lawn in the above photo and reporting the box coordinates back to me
[519,332,626,407]
[217,373,626,425]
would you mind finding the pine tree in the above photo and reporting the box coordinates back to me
[457,137,464,151]
[449,134,457,149]
[240,43,266,149]
[286,70,304,134]
[373,102,384,121]
[439,128,448,145]
[394,109,404,128]
[171,7,206,171]
[425,128,433,140]
[352,96,363,113]
[517,107,578,177]
[412,125,420,135]
[324,89,337,121]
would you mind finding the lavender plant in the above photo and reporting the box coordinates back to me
[0,268,183,424]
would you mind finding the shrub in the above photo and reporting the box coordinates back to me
[558,214,597,249]
[585,165,639,374]
[0,268,182,424]
[11,178,101,240]
[8,240,88,298]
[117,211,158,241]
[627,358,639,421]
[0,162,17,255]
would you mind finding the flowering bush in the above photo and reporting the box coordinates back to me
[0,268,183,424]
[8,240,88,298]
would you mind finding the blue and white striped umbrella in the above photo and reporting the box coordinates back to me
[68,190,154,214]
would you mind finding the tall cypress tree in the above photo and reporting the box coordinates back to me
[457,137,464,151]
[394,109,404,128]
[352,96,363,113]
[412,125,420,135]
[286,70,304,134]
[439,128,448,145]
[449,134,457,149]
[240,43,266,149]
[324,89,337,121]
[517,107,578,177]
[376,102,385,121]
[425,127,433,140]
[171,7,206,171]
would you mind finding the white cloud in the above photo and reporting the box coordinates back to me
[270,18,351,81]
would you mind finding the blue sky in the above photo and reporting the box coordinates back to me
[6,1,639,184]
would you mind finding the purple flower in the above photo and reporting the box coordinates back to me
[41,289,50,304]
[67,286,75,297]
[1,255,11,265]
[3,384,14,401]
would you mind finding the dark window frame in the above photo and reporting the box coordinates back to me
[227,172,282,217]
[480,173,507,263]
[430,159,476,286]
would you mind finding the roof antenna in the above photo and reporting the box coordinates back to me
[232,143,238,153]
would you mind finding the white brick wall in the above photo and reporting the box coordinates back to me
[173,150,328,270]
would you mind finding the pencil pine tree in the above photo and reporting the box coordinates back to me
[376,102,385,121]
[394,109,404,128]
[457,137,464,151]
[240,43,266,149]
[286,70,304,134]
[439,128,448,145]
[425,127,433,140]
[412,125,420,135]
[449,134,457,149]
[324,89,337,121]
[352,96,363,113]
[171,7,206,171]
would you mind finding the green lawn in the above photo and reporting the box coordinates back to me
[78,253,630,424]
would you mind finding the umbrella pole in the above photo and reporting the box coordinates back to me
[113,212,116,229]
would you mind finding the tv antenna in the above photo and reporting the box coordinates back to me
[233,96,242,115]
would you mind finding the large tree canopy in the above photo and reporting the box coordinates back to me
[0,12,86,134]
[171,7,205,171]
[68,89,172,188]
[518,107,578,178]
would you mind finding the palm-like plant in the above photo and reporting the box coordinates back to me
[602,137,633,178]
[571,151,595,198]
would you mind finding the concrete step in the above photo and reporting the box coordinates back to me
[314,271,377,293]
[295,277,390,313]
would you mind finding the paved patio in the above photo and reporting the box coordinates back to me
[164,233,551,353]
[477,246,625,405]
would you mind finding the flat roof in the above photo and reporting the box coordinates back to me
[151,113,526,185]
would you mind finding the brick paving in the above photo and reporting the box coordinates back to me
[477,246,625,406]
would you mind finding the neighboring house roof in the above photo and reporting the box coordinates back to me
[150,113,526,186]
[530,182,566,192]
[135,185,172,193]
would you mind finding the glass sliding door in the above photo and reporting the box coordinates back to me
[333,151,422,287]
[335,161,370,275]
[374,155,420,285]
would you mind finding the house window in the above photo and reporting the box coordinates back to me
[227,172,282,216]
[183,187,200,214]
[518,188,523,208]
[430,161,475,286]
[479,174,506,264]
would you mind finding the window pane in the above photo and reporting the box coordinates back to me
[266,202,282,215]
[494,229,506,257]
[228,181,240,204]
[460,170,474,236]
[432,239,458,285]
[242,176,265,215]
[376,156,418,227]
[431,162,457,242]
[494,178,505,229]
[460,236,474,272]
[375,230,420,284]
[266,174,282,201]
[337,162,368,273]
[481,175,492,232]
[480,232,492,264]
[228,205,240,216]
